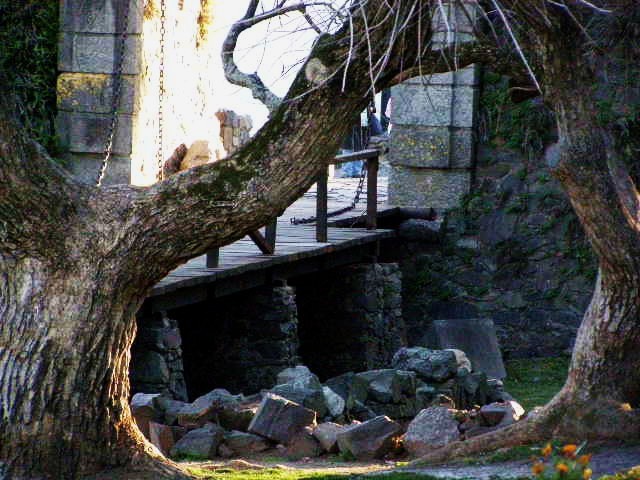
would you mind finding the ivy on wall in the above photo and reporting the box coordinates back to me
[0,1,60,155]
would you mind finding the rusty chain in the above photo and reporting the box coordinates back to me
[97,0,131,186]
[156,0,167,182]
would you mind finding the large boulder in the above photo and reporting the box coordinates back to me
[403,407,460,457]
[149,422,175,456]
[285,426,322,460]
[154,396,187,426]
[223,431,271,455]
[169,423,224,460]
[130,393,161,438]
[277,365,314,384]
[336,416,402,460]
[313,422,346,453]
[479,401,525,427]
[355,369,417,404]
[248,394,316,445]
[323,386,346,418]
[270,377,327,418]
[177,389,240,428]
[391,347,458,383]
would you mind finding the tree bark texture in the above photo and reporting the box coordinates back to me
[0,2,439,478]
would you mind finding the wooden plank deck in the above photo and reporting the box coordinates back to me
[149,177,395,301]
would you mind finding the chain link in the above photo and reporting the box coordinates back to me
[97,0,131,187]
[156,0,167,182]
[290,162,367,225]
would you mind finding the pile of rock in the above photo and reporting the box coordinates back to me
[131,347,524,461]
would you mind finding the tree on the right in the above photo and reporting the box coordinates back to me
[418,0,640,462]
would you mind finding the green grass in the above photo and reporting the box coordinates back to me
[504,356,570,411]
[186,468,450,480]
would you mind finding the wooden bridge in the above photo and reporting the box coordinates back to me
[144,151,401,313]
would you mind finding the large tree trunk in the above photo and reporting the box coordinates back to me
[0,2,443,478]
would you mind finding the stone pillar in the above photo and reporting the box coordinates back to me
[389,1,478,210]
[57,0,143,185]
[57,0,224,186]
[130,312,188,401]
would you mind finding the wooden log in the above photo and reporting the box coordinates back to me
[366,156,379,230]
[316,167,328,242]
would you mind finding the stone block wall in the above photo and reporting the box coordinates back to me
[57,0,143,185]
[130,312,188,401]
[295,263,407,380]
[57,0,224,186]
[216,110,253,156]
[389,1,478,210]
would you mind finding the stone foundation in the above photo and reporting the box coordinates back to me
[130,312,188,401]
[295,263,406,380]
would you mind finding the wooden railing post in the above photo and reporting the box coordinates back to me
[316,166,328,242]
[366,154,379,230]
[206,248,220,268]
[265,219,277,252]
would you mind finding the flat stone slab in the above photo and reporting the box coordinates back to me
[429,318,506,379]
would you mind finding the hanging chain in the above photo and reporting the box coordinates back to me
[290,162,368,225]
[97,0,131,187]
[156,0,167,182]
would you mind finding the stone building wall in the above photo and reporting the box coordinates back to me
[389,1,478,210]
[56,0,225,186]
[216,110,253,156]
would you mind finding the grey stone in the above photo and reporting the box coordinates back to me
[388,167,471,210]
[403,65,479,87]
[480,401,525,428]
[56,112,133,155]
[58,33,141,74]
[177,389,239,428]
[391,84,478,128]
[429,319,507,379]
[276,365,314,385]
[223,431,271,455]
[416,385,438,410]
[391,347,458,383]
[270,373,327,418]
[63,154,130,186]
[248,394,316,445]
[61,0,143,34]
[219,403,259,432]
[390,125,475,169]
[169,423,224,460]
[336,416,402,460]
[285,427,321,460]
[313,422,345,453]
[323,386,346,418]
[355,369,416,404]
[446,349,472,372]
[404,407,460,457]
[398,219,442,242]
[154,396,188,426]
[57,72,138,114]
[325,372,369,408]
[130,393,161,438]
[149,422,175,456]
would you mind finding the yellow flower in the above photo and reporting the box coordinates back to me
[542,443,553,457]
[531,462,546,476]
[583,468,593,479]
[562,444,578,458]
[578,454,592,465]
[556,462,570,474]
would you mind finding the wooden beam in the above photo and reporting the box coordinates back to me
[316,167,328,242]
[265,219,277,252]
[366,155,379,230]
[206,248,220,268]
[248,230,275,254]
[331,148,382,165]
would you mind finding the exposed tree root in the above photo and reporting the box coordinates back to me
[412,392,640,466]
[82,456,194,480]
